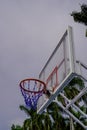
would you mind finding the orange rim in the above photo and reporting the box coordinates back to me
[19,78,46,94]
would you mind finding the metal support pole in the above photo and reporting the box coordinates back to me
[53,100,87,129]
[70,117,74,130]
[66,86,87,109]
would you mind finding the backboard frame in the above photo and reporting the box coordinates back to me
[37,26,76,113]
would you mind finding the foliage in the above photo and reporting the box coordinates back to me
[19,105,52,130]
[11,124,23,130]
[71,4,87,25]
[71,4,87,37]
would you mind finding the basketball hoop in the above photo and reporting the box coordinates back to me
[19,78,46,110]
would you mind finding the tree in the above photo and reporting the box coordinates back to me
[47,102,68,130]
[11,124,23,130]
[19,105,52,130]
[71,4,87,37]
[19,105,41,130]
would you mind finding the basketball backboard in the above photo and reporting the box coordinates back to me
[37,26,76,113]
[19,26,87,129]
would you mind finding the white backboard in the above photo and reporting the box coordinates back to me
[37,26,76,113]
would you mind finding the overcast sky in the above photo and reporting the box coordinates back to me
[0,0,87,130]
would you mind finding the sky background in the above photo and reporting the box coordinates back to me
[0,0,87,130]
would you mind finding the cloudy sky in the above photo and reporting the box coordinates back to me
[0,0,87,130]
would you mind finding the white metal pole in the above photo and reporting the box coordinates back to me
[70,117,75,130]
[68,26,75,73]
